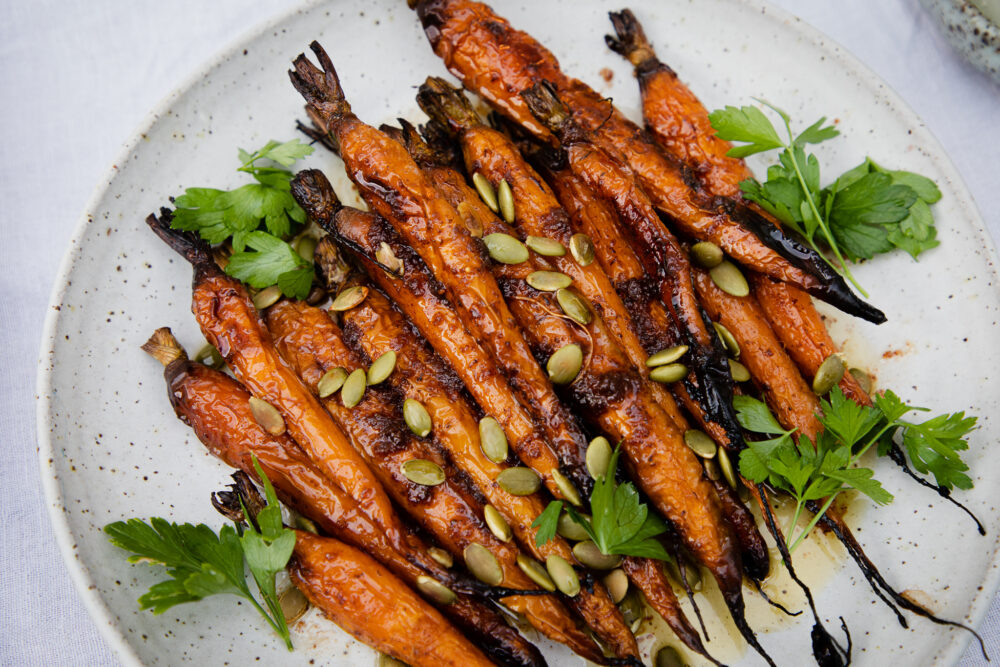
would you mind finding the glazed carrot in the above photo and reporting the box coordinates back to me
[291,530,493,667]
[412,0,884,324]
[289,43,590,501]
[266,299,602,661]
[141,327,544,667]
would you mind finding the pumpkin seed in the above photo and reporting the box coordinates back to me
[709,260,749,297]
[527,270,572,291]
[367,350,397,385]
[525,235,566,257]
[498,179,516,223]
[603,568,629,604]
[464,543,503,585]
[555,288,591,325]
[377,654,409,667]
[472,172,499,212]
[717,445,737,489]
[317,367,348,398]
[478,417,508,463]
[278,585,309,625]
[403,399,432,437]
[655,645,686,667]
[812,353,846,395]
[483,233,529,264]
[248,397,285,436]
[691,241,724,268]
[545,555,580,596]
[551,469,582,507]
[618,588,644,629]
[401,458,445,486]
[428,547,453,568]
[645,345,688,368]
[195,343,225,369]
[569,233,596,266]
[703,458,721,482]
[683,429,717,459]
[252,285,282,310]
[516,553,556,592]
[416,575,457,604]
[305,285,327,305]
[729,359,751,382]
[557,513,591,541]
[295,236,317,265]
[850,367,873,394]
[376,241,403,276]
[294,516,319,534]
[330,286,369,311]
[573,540,622,570]
[649,363,687,384]
[547,343,583,385]
[484,505,513,542]
[341,368,366,408]
[496,467,541,496]
[713,321,740,359]
[586,436,612,480]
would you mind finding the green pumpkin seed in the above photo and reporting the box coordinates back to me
[717,445,737,489]
[484,505,513,542]
[278,585,309,625]
[683,430,717,459]
[464,543,503,585]
[330,286,369,312]
[428,547,453,568]
[497,179,516,223]
[618,588,644,629]
[305,285,327,306]
[645,345,689,368]
[551,469,582,507]
[713,321,740,359]
[401,458,445,486]
[709,260,749,297]
[586,436,612,480]
[472,172,499,213]
[248,397,285,436]
[403,399,432,437]
[691,241,724,268]
[703,458,721,482]
[367,350,397,385]
[294,236,317,265]
[812,354,846,395]
[516,554,556,592]
[252,285,283,310]
[525,235,566,257]
[527,270,572,291]
[295,516,319,534]
[555,289,591,325]
[572,540,622,570]
[569,233,595,266]
[376,241,404,277]
[655,645,686,667]
[478,417,508,463]
[496,467,541,496]
[649,363,687,384]
[377,653,409,667]
[850,367,873,394]
[557,513,591,541]
[603,568,629,604]
[483,233,529,264]
[195,343,225,369]
[317,367,348,398]
[341,368,366,408]
[416,575,457,604]
[545,555,580,596]
[547,343,583,385]
[729,359,751,383]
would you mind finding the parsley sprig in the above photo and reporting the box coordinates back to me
[532,445,672,560]
[708,102,941,297]
[736,388,975,552]
[171,139,316,299]
[105,458,297,649]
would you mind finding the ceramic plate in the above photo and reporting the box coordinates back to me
[36,0,1000,665]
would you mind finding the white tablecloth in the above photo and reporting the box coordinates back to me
[1,0,996,664]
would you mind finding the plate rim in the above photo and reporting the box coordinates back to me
[35,0,1000,665]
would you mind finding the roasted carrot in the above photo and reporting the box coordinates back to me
[141,326,544,667]
[289,42,590,501]
[412,0,883,324]
[291,530,494,667]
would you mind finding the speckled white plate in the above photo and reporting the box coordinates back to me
[36,0,1000,665]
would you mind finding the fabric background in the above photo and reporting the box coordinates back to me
[1,0,996,664]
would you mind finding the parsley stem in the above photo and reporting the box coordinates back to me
[788,493,839,554]
[244,592,293,649]
[786,500,806,549]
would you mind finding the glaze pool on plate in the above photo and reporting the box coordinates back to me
[36,0,1000,664]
